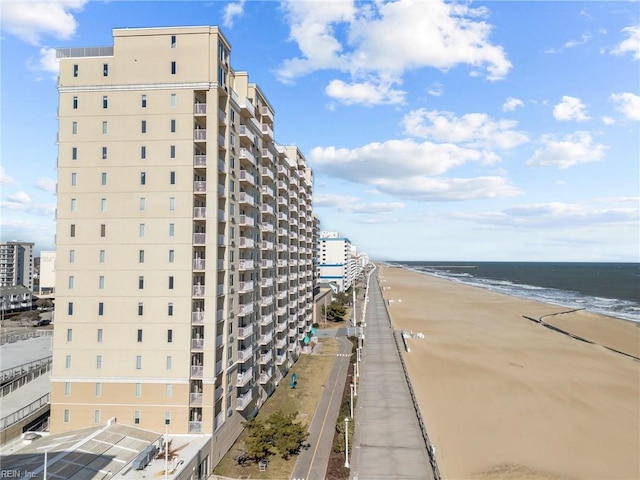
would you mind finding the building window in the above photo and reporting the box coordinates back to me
[97,328,103,342]
[100,224,106,237]
[166,384,172,398]
[169,223,175,237]
[140,197,146,211]
[141,94,147,108]
[169,197,175,211]
[64,382,71,396]
[68,275,75,289]
[102,146,107,160]
[67,328,73,342]
[167,302,173,316]
[102,121,108,134]
[136,356,142,369]
[170,145,176,158]
[64,409,70,423]
[170,93,176,107]
[65,355,72,368]
[170,119,176,132]
[141,120,146,133]
[68,302,73,315]
[167,329,173,343]
[165,411,171,425]
[71,172,77,186]
[98,303,104,316]
[98,275,105,289]
[73,96,78,109]
[94,410,101,424]
[73,64,78,77]
[103,63,108,76]
[134,411,140,424]
[95,383,102,397]
[168,276,174,289]
[140,172,146,185]
[102,96,108,108]
[138,276,144,289]
[101,198,107,212]
[71,225,77,238]
[69,249,75,263]
[137,329,143,342]
[166,356,173,370]
[141,146,146,159]
[139,224,145,237]
[138,302,143,316]
[169,249,175,263]
[70,198,77,212]
[72,121,78,134]
[171,61,176,75]
[101,172,107,185]
[96,355,102,369]
[170,171,176,184]
[135,383,142,397]
[72,147,77,160]
[139,250,145,263]
[171,35,176,48]
[99,250,105,263]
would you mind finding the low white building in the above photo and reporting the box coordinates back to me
[0,241,35,291]
[317,231,358,292]
[38,251,56,295]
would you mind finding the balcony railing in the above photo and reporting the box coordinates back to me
[194,207,206,219]
[236,391,252,410]
[194,129,206,140]
[239,169,255,186]
[259,351,273,364]
[261,124,274,139]
[261,277,273,287]
[261,296,274,308]
[194,103,207,115]
[262,148,275,162]
[193,285,205,296]
[189,421,202,433]
[192,311,205,324]
[218,108,226,122]
[237,368,253,387]
[238,259,254,270]
[238,323,254,339]
[259,331,273,345]
[238,281,254,294]
[215,386,224,401]
[261,259,274,269]
[191,338,204,350]
[238,303,254,316]
[276,353,287,365]
[260,313,274,327]
[261,204,275,216]
[239,147,256,166]
[261,167,275,181]
[194,154,207,167]
[262,185,274,198]
[239,215,255,227]
[259,370,272,384]
[191,365,203,378]
[261,222,274,232]
[239,192,255,206]
[193,258,206,270]
[194,181,206,193]
[237,346,253,363]
[193,233,206,244]
[239,237,255,248]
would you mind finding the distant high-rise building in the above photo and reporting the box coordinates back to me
[317,232,358,291]
[0,241,35,290]
[51,26,315,466]
[38,251,56,294]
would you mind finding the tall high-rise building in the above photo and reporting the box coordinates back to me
[0,241,35,290]
[51,26,315,462]
[317,232,357,292]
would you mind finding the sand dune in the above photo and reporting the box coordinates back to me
[378,265,640,480]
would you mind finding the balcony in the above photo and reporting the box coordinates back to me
[194,103,207,115]
[238,302,254,316]
[194,206,206,219]
[216,334,224,349]
[191,338,204,350]
[276,353,287,365]
[261,204,275,216]
[238,281,254,294]
[261,222,274,232]
[277,180,287,191]
[261,167,275,181]
[277,275,287,285]
[237,345,253,363]
[192,311,205,324]
[194,154,207,167]
[215,360,223,375]
[277,291,287,300]
[218,134,226,148]
[218,209,226,222]
[261,259,274,269]
[259,369,272,384]
[277,196,288,207]
[238,96,255,116]
[237,368,253,387]
[278,212,288,222]
[194,129,206,141]
[237,324,254,340]
[260,313,274,327]
[262,148,275,163]
[261,296,274,309]
[189,421,202,433]
[218,108,226,122]
[276,337,287,349]
[218,158,226,173]
[193,233,206,244]
[191,365,203,378]
[239,169,255,186]
[238,259,254,270]
[217,234,225,246]
[236,391,252,410]
[218,183,226,197]
[277,260,288,268]
[215,386,224,401]
[239,191,255,206]
[288,342,297,352]
[239,215,255,227]
[239,147,256,165]
[193,285,205,297]
[259,351,273,365]
[193,258,206,270]
[260,106,274,123]
[261,124,274,141]
[258,331,273,345]
[194,181,206,193]
[261,240,274,251]
[239,237,255,249]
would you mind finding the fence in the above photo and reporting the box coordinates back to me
[1,356,52,397]
[0,329,53,346]
[0,393,50,431]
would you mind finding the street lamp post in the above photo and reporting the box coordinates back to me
[344,417,350,468]
[353,364,357,396]
[350,383,354,418]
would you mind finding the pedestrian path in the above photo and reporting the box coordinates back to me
[350,271,434,480]
[290,337,352,480]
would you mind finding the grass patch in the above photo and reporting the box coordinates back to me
[214,337,340,479]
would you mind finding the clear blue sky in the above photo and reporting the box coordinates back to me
[1,1,638,261]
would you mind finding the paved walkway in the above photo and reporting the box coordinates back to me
[290,336,352,480]
[350,269,434,480]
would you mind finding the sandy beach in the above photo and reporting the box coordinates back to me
[378,265,640,480]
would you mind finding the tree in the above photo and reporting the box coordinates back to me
[242,418,272,462]
[326,301,346,321]
[268,411,309,459]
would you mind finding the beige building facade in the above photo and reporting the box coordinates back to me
[52,26,315,466]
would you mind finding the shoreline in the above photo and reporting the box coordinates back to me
[378,264,640,479]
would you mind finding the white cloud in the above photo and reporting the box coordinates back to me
[564,33,591,49]
[602,116,616,125]
[222,0,246,28]
[325,79,405,106]
[0,166,15,185]
[375,176,521,201]
[502,97,524,112]
[314,193,405,214]
[7,191,31,205]
[278,0,511,105]
[26,47,60,78]
[427,83,444,97]
[526,132,606,169]
[611,25,640,61]
[402,109,528,150]
[553,96,590,121]
[610,92,640,121]
[2,190,55,217]
[1,0,87,45]
[35,177,57,193]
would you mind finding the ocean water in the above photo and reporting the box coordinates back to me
[386,261,640,323]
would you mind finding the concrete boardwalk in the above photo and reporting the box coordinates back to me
[350,271,433,480]
[290,336,352,480]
